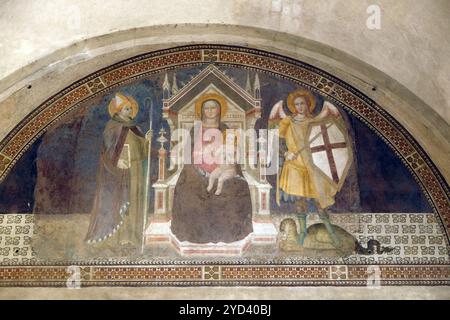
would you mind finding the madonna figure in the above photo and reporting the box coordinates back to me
[170,94,253,243]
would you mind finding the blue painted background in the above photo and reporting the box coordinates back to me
[0,65,432,213]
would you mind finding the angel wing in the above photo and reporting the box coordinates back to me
[268,100,286,129]
[324,100,341,117]
[315,100,341,121]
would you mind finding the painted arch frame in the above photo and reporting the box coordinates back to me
[0,45,448,287]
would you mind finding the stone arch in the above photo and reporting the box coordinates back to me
[1,24,448,177]
[0,43,448,241]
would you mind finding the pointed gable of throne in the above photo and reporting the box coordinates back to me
[162,65,261,130]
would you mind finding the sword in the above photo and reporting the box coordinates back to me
[292,122,334,157]
[276,121,334,206]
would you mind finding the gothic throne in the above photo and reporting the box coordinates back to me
[144,65,277,255]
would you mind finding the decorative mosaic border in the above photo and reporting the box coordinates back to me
[0,265,448,287]
[2,214,448,266]
[0,45,449,286]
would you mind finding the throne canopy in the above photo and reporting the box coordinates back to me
[162,64,261,131]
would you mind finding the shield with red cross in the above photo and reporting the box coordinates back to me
[308,119,353,190]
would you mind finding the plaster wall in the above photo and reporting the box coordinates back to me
[0,0,448,299]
